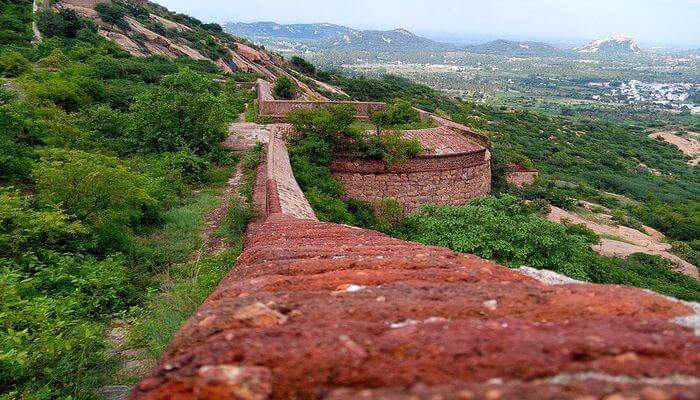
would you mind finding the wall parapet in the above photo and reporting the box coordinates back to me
[256,79,385,119]
[330,149,488,174]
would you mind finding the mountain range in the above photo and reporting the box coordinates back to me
[226,22,653,57]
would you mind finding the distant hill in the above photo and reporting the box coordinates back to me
[224,21,583,55]
[225,21,454,52]
[226,22,352,40]
[574,35,644,54]
[464,39,569,57]
[321,28,454,51]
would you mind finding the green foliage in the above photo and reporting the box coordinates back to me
[319,72,460,114]
[0,0,33,46]
[371,99,421,128]
[0,3,258,397]
[0,190,87,257]
[240,143,264,201]
[36,48,70,70]
[129,68,228,156]
[400,195,597,280]
[1,252,137,398]
[290,56,316,75]
[129,250,239,357]
[273,75,299,99]
[364,130,423,166]
[37,9,96,39]
[34,149,159,253]
[0,50,31,77]
[168,150,212,184]
[231,70,262,82]
[397,195,699,301]
[95,2,128,30]
[588,253,700,302]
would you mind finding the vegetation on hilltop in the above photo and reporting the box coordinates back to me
[286,105,422,223]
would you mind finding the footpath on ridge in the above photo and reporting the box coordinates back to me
[130,120,700,399]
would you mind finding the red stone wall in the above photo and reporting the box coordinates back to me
[131,122,700,400]
[257,79,385,119]
[331,151,491,212]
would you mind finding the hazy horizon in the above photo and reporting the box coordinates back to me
[157,0,700,48]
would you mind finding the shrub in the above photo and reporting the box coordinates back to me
[169,150,211,184]
[36,48,70,70]
[0,190,87,257]
[77,104,132,152]
[399,195,598,280]
[129,68,228,156]
[37,9,96,39]
[0,251,138,398]
[371,99,421,128]
[33,149,159,253]
[95,2,128,30]
[0,50,31,77]
[364,130,423,166]
[290,56,316,75]
[273,75,299,99]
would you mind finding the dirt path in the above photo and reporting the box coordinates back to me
[32,0,43,44]
[548,206,698,278]
[200,120,272,255]
[649,130,700,166]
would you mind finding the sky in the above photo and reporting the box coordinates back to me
[157,0,700,48]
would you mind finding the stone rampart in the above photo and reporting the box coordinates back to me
[331,150,491,212]
[256,79,385,119]
[131,161,700,399]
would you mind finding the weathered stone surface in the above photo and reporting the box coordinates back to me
[130,84,699,399]
[132,217,699,400]
[194,365,272,400]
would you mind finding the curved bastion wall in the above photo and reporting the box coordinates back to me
[331,146,491,212]
[255,79,492,210]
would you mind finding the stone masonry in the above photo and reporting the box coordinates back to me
[331,128,492,212]
[131,135,700,399]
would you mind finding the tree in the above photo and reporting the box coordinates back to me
[37,9,96,39]
[273,75,299,99]
[371,99,420,128]
[291,56,316,75]
[95,2,128,30]
[129,68,228,156]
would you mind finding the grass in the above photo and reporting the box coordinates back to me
[130,249,243,357]
[128,146,262,358]
[135,189,221,271]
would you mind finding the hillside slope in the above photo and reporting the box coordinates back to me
[53,0,331,99]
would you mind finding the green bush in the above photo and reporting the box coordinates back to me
[273,75,299,99]
[37,9,96,39]
[400,195,597,280]
[36,48,70,70]
[290,56,316,75]
[169,150,211,184]
[371,99,421,128]
[95,2,129,30]
[0,0,33,46]
[364,130,423,166]
[129,68,228,156]
[0,50,31,77]
[0,190,87,257]
[34,148,159,253]
[0,251,138,398]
